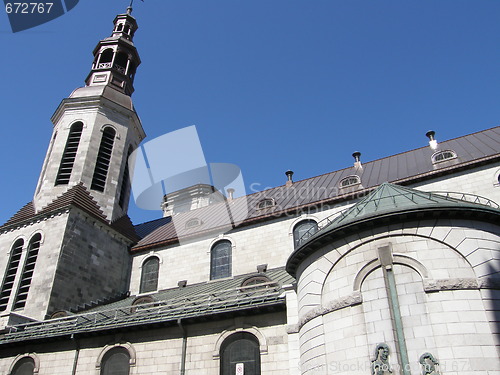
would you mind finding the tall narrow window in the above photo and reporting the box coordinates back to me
[13,234,41,310]
[118,147,132,209]
[140,257,159,293]
[91,127,116,192]
[55,122,83,185]
[220,332,261,375]
[100,347,130,375]
[293,219,318,248]
[10,356,35,375]
[0,239,24,312]
[210,240,232,280]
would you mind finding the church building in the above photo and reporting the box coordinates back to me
[0,7,499,375]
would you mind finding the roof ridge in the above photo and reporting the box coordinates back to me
[40,183,107,221]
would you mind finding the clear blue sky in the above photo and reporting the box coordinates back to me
[1,0,499,225]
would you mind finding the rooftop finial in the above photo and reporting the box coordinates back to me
[127,0,134,14]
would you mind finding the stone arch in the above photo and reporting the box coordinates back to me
[353,254,429,292]
[139,252,163,267]
[212,326,268,359]
[8,353,40,375]
[95,342,136,372]
[316,228,482,311]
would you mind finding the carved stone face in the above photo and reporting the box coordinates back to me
[379,347,389,361]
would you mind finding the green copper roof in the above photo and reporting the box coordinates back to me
[287,182,500,276]
[331,182,489,226]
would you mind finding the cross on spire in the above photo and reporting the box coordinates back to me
[128,0,143,14]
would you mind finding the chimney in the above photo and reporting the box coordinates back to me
[226,188,235,201]
[257,264,268,273]
[352,151,362,169]
[285,170,294,187]
[426,130,438,150]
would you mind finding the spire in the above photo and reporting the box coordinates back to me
[85,8,141,95]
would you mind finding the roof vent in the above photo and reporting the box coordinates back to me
[352,151,362,169]
[285,170,294,187]
[426,130,438,150]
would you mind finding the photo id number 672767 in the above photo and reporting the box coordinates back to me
[5,3,53,14]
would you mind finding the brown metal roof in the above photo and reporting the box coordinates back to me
[133,126,500,252]
[1,183,137,242]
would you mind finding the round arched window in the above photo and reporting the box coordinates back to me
[11,357,35,375]
[220,332,261,375]
[100,347,130,375]
[293,219,318,248]
[210,240,232,280]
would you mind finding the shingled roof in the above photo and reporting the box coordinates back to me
[0,267,293,345]
[133,126,500,251]
[1,183,138,241]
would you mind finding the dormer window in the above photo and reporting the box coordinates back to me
[240,275,272,290]
[185,218,202,229]
[339,175,361,188]
[432,150,457,163]
[131,295,156,313]
[257,198,275,209]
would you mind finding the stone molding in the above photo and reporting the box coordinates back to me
[212,326,268,359]
[298,277,499,331]
[423,278,480,292]
[95,342,137,372]
[298,292,362,330]
[7,353,40,375]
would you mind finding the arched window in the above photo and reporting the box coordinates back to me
[293,219,318,248]
[13,234,41,309]
[210,240,232,280]
[100,48,114,64]
[10,356,35,375]
[339,175,361,188]
[0,239,24,312]
[114,52,128,74]
[100,347,130,375]
[118,147,133,209]
[220,332,261,375]
[91,127,116,192]
[55,122,83,185]
[257,198,274,209]
[185,217,202,229]
[432,150,457,163]
[140,257,159,293]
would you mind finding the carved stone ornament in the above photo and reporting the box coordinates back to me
[371,343,393,375]
[419,352,439,375]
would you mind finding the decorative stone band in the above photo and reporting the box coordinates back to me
[295,277,500,332]
[424,277,500,292]
[296,292,363,331]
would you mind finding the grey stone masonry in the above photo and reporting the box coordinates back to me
[34,85,145,222]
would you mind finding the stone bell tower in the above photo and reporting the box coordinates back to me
[33,6,145,221]
[0,7,144,327]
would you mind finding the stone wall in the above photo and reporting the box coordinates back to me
[0,312,291,375]
[295,218,500,375]
[48,208,132,314]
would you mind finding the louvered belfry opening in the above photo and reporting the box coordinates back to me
[55,122,83,185]
[91,127,116,192]
[118,147,132,208]
[13,234,41,310]
[0,239,24,312]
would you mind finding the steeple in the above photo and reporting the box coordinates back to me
[33,9,146,221]
[85,7,141,96]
